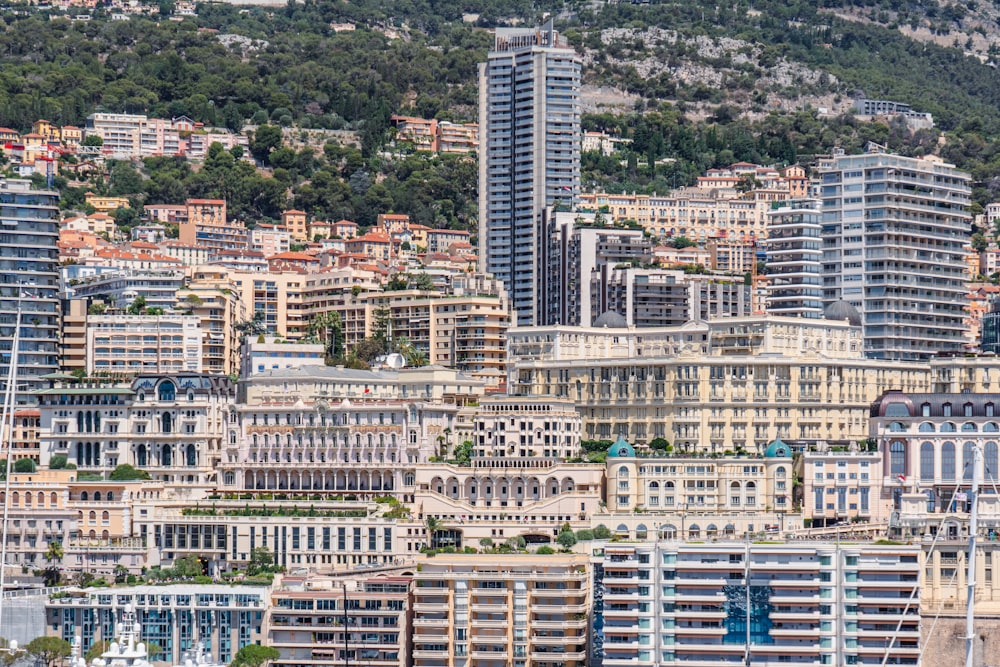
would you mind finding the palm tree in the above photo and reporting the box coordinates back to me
[42,541,63,587]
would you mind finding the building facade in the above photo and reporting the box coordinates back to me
[0,179,61,402]
[478,20,581,327]
[765,198,824,318]
[411,553,590,667]
[46,585,267,665]
[816,149,971,360]
[269,574,412,667]
[507,316,929,453]
[36,374,235,484]
[592,541,921,666]
[85,314,203,374]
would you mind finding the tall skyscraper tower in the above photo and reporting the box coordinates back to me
[815,148,971,360]
[478,20,581,327]
[0,180,60,403]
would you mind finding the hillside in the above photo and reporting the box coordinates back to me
[2,0,1000,226]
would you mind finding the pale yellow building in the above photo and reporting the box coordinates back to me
[508,316,931,453]
[176,267,247,375]
[411,553,590,667]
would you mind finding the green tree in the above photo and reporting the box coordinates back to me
[593,525,613,540]
[85,641,112,662]
[25,637,71,667]
[126,296,147,316]
[230,645,280,667]
[14,458,36,473]
[173,554,204,578]
[251,125,283,165]
[49,454,68,469]
[649,437,672,453]
[452,440,473,466]
[109,464,151,481]
[81,135,103,147]
[247,547,275,576]
[556,530,578,550]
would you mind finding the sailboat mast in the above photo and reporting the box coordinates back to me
[965,444,982,667]
[0,295,23,634]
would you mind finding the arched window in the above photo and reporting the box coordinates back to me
[187,444,197,467]
[106,492,113,501]
[136,445,147,467]
[964,442,976,480]
[941,442,956,480]
[23,492,31,507]
[162,446,172,467]
[918,423,935,433]
[93,492,101,501]
[101,511,109,522]
[224,472,235,485]
[962,423,977,432]
[941,422,956,433]
[618,467,629,478]
[889,421,905,432]
[775,466,786,477]
[88,511,96,522]
[986,423,1000,433]
[889,441,906,476]
[50,492,57,506]
[920,442,934,481]
[158,382,176,401]
[85,412,93,433]
[162,413,172,433]
[987,442,999,483]
[76,412,84,432]
[80,491,88,501]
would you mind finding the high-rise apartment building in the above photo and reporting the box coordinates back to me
[0,179,60,403]
[478,20,581,326]
[765,198,824,318]
[593,541,921,667]
[816,149,971,360]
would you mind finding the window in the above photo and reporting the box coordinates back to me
[920,442,934,481]
[943,403,952,417]
[889,441,905,476]
[158,382,176,402]
[963,442,975,480]
[941,442,956,480]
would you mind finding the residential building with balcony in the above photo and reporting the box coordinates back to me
[411,553,590,667]
[765,198,824,318]
[816,149,971,360]
[175,267,246,376]
[239,336,325,377]
[0,179,61,403]
[268,573,412,667]
[478,20,581,327]
[85,314,203,374]
[592,541,921,667]
[46,584,267,665]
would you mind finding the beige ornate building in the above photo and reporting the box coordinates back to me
[508,316,930,453]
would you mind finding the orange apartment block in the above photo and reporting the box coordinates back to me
[377,213,410,234]
[282,209,308,241]
[186,198,227,225]
[344,230,395,261]
[332,219,359,239]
